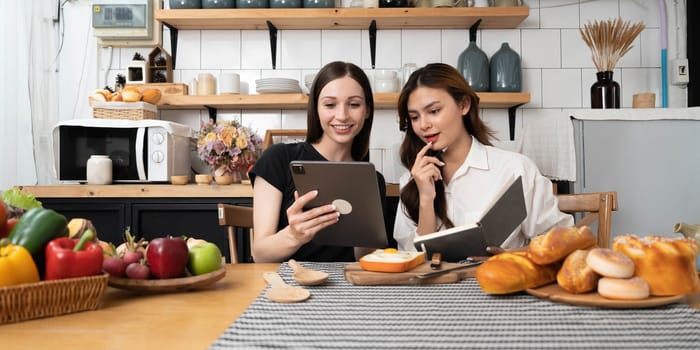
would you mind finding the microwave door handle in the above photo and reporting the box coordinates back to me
[135,127,147,181]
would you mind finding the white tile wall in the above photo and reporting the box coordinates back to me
[97,0,673,183]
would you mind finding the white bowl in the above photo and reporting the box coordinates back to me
[375,78,399,93]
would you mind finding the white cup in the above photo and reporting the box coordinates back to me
[219,73,241,94]
[364,0,378,7]
[473,0,489,6]
[197,73,216,95]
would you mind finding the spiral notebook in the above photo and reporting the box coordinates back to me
[413,176,526,262]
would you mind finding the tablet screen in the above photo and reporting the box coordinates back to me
[290,161,388,248]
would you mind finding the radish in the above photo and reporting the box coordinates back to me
[103,256,127,277]
[125,262,150,280]
[123,250,143,265]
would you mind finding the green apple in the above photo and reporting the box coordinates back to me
[187,242,223,275]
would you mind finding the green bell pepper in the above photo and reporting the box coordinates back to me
[8,207,68,256]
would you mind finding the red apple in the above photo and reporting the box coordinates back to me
[146,237,188,279]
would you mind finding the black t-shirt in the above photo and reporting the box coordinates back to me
[249,142,387,262]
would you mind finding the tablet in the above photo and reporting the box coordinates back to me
[290,161,388,248]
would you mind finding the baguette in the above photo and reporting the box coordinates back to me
[475,251,560,295]
[556,249,600,294]
[527,226,597,265]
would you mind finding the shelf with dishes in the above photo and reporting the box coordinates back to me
[157,92,529,110]
[157,92,530,140]
[156,7,529,69]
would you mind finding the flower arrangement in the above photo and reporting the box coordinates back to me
[196,119,263,177]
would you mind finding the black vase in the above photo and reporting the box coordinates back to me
[590,71,620,109]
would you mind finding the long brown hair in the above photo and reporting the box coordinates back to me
[397,63,495,228]
[306,61,374,161]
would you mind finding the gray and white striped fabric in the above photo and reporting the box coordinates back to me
[210,262,700,349]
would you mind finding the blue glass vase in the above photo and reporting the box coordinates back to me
[457,20,489,92]
[490,42,521,92]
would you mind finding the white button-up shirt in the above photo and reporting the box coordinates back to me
[393,137,574,251]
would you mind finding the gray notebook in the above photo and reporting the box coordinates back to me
[290,161,388,248]
[413,176,526,262]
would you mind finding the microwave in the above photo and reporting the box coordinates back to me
[52,119,193,183]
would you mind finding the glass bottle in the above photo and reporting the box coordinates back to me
[590,71,620,109]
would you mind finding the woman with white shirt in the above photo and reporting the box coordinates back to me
[393,63,572,253]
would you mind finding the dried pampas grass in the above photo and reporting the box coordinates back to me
[580,17,645,72]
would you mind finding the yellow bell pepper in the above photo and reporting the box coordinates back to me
[0,241,40,287]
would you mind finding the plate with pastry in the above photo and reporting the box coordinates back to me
[525,282,685,309]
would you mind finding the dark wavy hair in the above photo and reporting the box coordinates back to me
[397,63,495,228]
[306,61,374,161]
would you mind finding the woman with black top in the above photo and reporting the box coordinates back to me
[248,61,385,263]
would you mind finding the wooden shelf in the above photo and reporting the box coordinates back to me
[157,92,530,110]
[156,7,529,30]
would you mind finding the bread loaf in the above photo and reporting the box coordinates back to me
[141,88,162,104]
[556,249,599,294]
[613,235,700,296]
[528,226,597,265]
[475,251,560,295]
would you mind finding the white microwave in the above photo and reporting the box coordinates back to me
[52,118,193,183]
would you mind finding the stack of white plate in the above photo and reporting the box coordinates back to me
[255,78,302,94]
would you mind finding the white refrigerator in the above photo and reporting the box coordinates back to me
[571,108,700,238]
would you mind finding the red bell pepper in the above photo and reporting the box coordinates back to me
[45,230,103,280]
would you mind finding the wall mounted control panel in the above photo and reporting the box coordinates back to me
[92,0,162,47]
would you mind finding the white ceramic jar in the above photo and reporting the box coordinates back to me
[86,155,112,185]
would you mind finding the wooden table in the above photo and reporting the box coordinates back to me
[1,263,278,350]
[2,263,698,349]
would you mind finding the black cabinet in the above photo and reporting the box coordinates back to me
[39,197,252,263]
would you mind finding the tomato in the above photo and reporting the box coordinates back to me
[2,218,19,238]
[0,202,7,233]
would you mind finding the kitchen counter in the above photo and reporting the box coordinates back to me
[18,183,401,198]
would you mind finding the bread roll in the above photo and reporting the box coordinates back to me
[528,226,597,265]
[556,249,599,294]
[141,89,162,104]
[613,235,700,296]
[586,248,634,278]
[476,251,560,295]
[597,276,650,300]
[122,88,142,102]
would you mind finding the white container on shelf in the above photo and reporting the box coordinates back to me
[86,155,112,185]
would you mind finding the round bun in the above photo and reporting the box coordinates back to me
[586,248,635,278]
[141,89,162,104]
[598,276,650,300]
[122,89,142,102]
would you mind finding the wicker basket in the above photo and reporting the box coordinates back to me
[0,273,109,324]
[92,101,158,120]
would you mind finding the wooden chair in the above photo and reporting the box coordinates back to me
[217,203,254,263]
[262,129,307,151]
[556,192,618,248]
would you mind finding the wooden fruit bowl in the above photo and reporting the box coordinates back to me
[108,267,226,293]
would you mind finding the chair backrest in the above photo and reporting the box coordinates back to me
[556,192,618,248]
[262,129,307,151]
[217,203,254,263]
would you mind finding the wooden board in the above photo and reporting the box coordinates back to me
[344,262,478,285]
[526,283,686,309]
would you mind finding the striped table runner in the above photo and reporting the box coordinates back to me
[211,262,700,349]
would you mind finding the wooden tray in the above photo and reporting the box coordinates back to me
[344,262,478,285]
[526,283,686,309]
[108,267,226,293]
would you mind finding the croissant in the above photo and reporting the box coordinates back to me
[527,226,597,265]
[475,251,560,295]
